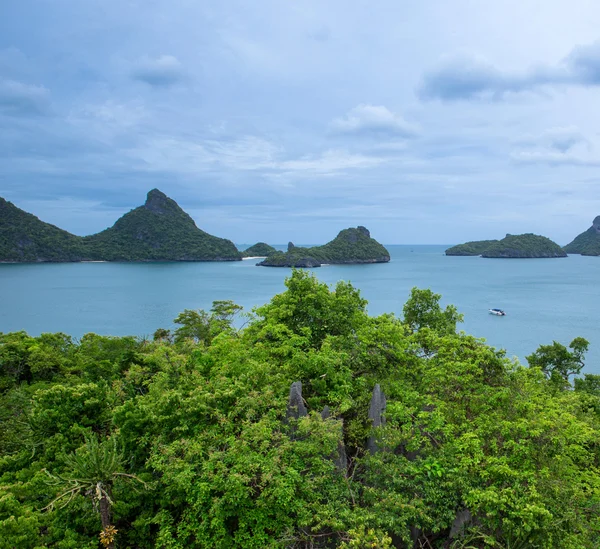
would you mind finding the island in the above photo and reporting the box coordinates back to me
[257,226,390,267]
[0,197,87,262]
[445,239,498,256]
[446,234,567,258]
[83,190,241,261]
[0,190,242,262]
[481,234,567,258]
[241,242,277,258]
[563,216,600,256]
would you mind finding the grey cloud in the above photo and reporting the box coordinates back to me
[0,79,50,116]
[511,127,596,165]
[131,55,186,87]
[418,41,600,101]
[516,127,587,153]
[567,42,600,84]
[330,104,419,138]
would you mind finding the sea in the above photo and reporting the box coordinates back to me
[1,245,599,374]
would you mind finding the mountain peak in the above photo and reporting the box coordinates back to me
[144,189,174,214]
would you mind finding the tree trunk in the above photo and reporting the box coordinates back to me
[99,493,115,549]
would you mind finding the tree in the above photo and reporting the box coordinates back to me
[173,300,243,345]
[44,435,148,549]
[526,337,589,384]
[403,287,463,336]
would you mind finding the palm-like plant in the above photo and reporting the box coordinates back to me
[43,435,148,548]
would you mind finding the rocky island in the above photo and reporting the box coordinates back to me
[0,190,241,262]
[257,226,390,267]
[241,242,277,257]
[446,234,567,258]
[83,190,241,261]
[563,216,600,256]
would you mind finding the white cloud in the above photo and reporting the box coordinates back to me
[330,104,419,138]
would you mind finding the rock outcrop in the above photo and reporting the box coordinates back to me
[367,384,387,455]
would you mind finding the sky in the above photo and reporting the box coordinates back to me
[2,0,600,245]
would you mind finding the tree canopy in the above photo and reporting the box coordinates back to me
[1,270,599,548]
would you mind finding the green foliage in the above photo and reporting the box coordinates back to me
[173,300,243,345]
[1,271,599,548]
[241,242,277,257]
[481,233,567,258]
[526,337,589,384]
[258,226,390,267]
[445,240,498,256]
[403,287,463,336]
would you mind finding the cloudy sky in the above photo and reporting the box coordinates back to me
[2,0,600,245]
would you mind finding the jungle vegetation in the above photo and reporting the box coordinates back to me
[0,271,599,548]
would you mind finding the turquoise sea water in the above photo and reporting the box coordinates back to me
[1,245,599,373]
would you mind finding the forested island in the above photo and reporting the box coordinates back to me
[1,271,599,548]
[564,215,600,256]
[0,190,241,262]
[258,226,390,267]
[444,240,498,256]
[446,233,567,258]
[240,242,277,257]
[1,195,388,266]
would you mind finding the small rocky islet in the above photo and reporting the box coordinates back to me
[240,242,277,258]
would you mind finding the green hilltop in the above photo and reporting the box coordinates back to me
[482,234,567,258]
[84,190,241,261]
[564,216,600,256]
[258,226,390,267]
[446,234,567,258]
[241,242,277,258]
[0,197,87,262]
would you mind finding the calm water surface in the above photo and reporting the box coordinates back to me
[1,245,599,373]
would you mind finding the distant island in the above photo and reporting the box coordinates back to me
[563,216,600,256]
[446,234,567,258]
[445,240,498,256]
[258,226,390,267]
[0,190,241,262]
[241,242,277,258]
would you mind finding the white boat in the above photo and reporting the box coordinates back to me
[489,308,506,316]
